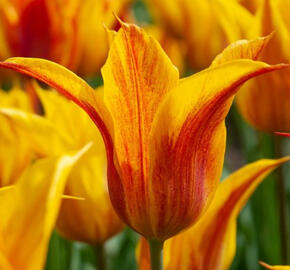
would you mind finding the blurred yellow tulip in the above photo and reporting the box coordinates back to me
[0,85,123,244]
[136,157,290,270]
[236,0,290,133]
[0,0,130,77]
[0,86,34,186]
[0,146,88,270]
[145,0,254,69]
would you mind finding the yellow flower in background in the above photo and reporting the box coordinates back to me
[0,84,123,245]
[0,146,87,270]
[0,86,34,186]
[236,0,290,133]
[260,261,290,270]
[145,0,254,69]
[144,25,186,74]
[0,22,286,242]
[0,0,130,77]
[136,157,290,270]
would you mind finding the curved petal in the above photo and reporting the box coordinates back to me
[0,57,114,158]
[137,157,290,270]
[260,261,290,270]
[101,22,179,236]
[211,34,272,67]
[0,145,89,270]
[147,60,287,240]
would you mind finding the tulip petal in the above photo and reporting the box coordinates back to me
[211,34,272,67]
[0,58,113,153]
[148,60,287,239]
[0,107,72,156]
[100,22,179,235]
[0,144,90,270]
[259,261,290,270]
[137,157,290,270]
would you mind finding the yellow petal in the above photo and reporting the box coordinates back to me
[259,261,290,270]
[0,145,89,270]
[211,34,272,67]
[0,107,71,156]
[0,86,34,186]
[57,143,124,244]
[137,157,290,270]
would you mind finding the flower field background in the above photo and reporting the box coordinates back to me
[0,0,289,270]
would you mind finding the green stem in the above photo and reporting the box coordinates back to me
[95,243,106,270]
[274,135,288,264]
[148,239,164,270]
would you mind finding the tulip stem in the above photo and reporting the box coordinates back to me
[95,243,106,270]
[148,239,164,270]
[274,135,288,264]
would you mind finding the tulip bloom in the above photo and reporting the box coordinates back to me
[0,22,286,241]
[145,0,254,69]
[0,148,86,270]
[0,85,123,244]
[136,157,290,270]
[236,0,290,133]
[0,0,130,76]
[260,262,290,270]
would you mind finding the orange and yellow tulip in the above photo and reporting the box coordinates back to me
[260,261,290,270]
[0,22,286,241]
[145,0,254,69]
[0,147,87,270]
[0,0,130,77]
[236,0,290,133]
[0,85,123,245]
[136,157,290,270]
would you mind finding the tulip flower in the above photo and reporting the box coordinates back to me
[0,0,130,77]
[0,85,123,245]
[236,0,290,133]
[260,261,290,270]
[0,146,87,270]
[136,157,290,270]
[0,22,287,267]
[145,0,254,69]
